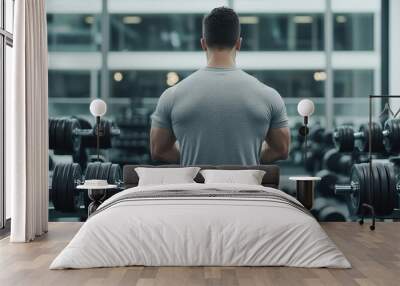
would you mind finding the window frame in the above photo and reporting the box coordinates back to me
[0,0,14,231]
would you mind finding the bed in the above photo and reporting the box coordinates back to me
[50,165,351,269]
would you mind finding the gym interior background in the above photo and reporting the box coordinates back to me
[3,0,400,224]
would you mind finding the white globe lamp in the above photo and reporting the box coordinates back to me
[89,99,107,162]
[297,99,315,117]
[90,99,107,117]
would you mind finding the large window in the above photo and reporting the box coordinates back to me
[334,70,374,98]
[47,3,380,151]
[1,0,14,229]
[47,14,101,52]
[333,69,375,122]
[241,14,324,51]
[46,0,382,222]
[249,70,324,98]
[334,13,374,51]
[110,70,194,98]
[46,2,381,135]
[49,70,92,98]
[110,13,325,52]
[110,14,203,51]
[109,69,325,100]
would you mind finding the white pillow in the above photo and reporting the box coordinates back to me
[135,167,201,186]
[200,169,266,185]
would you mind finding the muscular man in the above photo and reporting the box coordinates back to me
[150,7,290,165]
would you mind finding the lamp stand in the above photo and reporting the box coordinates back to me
[96,116,101,162]
[298,116,309,171]
[304,116,309,171]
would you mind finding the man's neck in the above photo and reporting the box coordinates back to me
[206,51,236,69]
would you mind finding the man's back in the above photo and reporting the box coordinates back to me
[151,67,288,166]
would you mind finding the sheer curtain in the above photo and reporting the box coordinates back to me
[7,0,48,242]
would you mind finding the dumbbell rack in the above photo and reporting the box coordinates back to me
[361,95,400,230]
[48,117,123,221]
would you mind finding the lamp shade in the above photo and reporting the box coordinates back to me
[90,99,107,117]
[297,99,315,117]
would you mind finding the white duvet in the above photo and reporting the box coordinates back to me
[50,183,351,269]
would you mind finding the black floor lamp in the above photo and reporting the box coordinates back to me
[297,98,315,168]
[89,99,107,162]
[289,99,319,210]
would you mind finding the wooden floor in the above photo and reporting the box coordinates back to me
[0,222,399,286]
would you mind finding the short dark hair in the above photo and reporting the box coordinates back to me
[203,7,240,49]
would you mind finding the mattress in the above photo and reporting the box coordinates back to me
[50,183,351,269]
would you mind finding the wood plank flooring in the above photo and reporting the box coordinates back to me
[0,222,399,286]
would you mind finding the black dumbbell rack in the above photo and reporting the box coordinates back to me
[361,95,400,230]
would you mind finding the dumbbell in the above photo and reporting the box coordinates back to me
[70,117,91,167]
[322,149,352,174]
[323,131,335,148]
[315,169,347,199]
[334,119,400,153]
[51,161,123,213]
[83,162,123,209]
[335,162,399,216]
[88,154,107,163]
[80,119,120,149]
[304,145,325,173]
[49,118,82,155]
[51,162,83,212]
[309,126,325,144]
[311,197,349,221]
[84,162,122,185]
[289,141,303,165]
[296,125,334,172]
[49,117,121,154]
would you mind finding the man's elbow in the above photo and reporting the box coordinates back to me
[278,149,289,160]
[277,144,290,160]
[150,146,165,161]
[151,151,163,162]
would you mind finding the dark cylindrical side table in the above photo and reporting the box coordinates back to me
[77,184,117,216]
[289,177,321,210]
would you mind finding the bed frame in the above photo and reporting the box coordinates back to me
[122,165,280,189]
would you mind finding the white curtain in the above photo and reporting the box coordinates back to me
[7,0,49,242]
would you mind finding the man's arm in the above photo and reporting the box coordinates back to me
[150,127,180,163]
[150,87,179,163]
[260,127,290,163]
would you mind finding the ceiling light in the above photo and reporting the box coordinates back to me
[239,16,259,25]
[85,16,94,25]
[293,16,313,24]
[313,71,327,81]
[114,72,123,82]
[123,16,142,24]
[166,72,179,86]
[336,15,347,23]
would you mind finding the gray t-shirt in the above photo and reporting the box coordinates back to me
[151,67,288,166]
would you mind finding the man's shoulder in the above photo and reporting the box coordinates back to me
[158,70,203,101]
[168,70,203,91]
[169,68,281,99]
[238,70,280,97]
